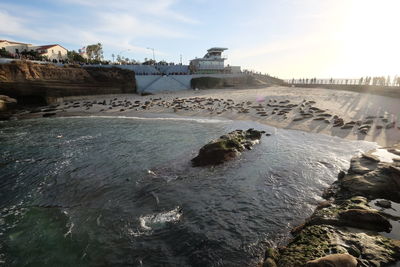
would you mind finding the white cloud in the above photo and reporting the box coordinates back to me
[0,1,196,60]
[58,0,199,24]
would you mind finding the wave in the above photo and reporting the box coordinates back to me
[139,206,183,231]
[62,115,230,124]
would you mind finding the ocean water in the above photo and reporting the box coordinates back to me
[0,116,377,267]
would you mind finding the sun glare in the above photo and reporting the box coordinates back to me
[339,0,400,76]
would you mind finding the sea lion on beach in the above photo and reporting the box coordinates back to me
[305,254,358,267]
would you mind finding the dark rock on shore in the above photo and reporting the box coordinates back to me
[274,224,400,267]
[0,95,17,111]
[334,149,400,202]
[263,144,400,267]
[292,196,392,234]
[191,128,262,167]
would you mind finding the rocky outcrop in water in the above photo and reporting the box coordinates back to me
[263,145,400,267]
[191,128,263,166]
[0,95,17,111]
[0,95,17,120]
[0,61,136,105]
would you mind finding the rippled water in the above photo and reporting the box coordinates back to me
[0,116,377,267]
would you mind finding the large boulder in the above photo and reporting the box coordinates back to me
[191,128,263,166]
[294,196,392,233]
[0,95,17,111]
[324,146,400,202]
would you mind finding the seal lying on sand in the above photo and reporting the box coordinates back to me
[305,253,358,267]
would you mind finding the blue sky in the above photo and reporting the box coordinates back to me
[1,0,400,78]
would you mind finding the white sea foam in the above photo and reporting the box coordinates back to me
[64,115,230,124]
[139,206,182,231]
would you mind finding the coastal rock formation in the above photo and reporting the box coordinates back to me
[263,145,400,267]
[0,95,17,120]
[330,146,400,202]
[0,61,136,105]
[191,128,263,166]
[270,224,400,267]
[292,196,392,234]
[0,94,17,112]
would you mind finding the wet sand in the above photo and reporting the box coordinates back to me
[15,86,400,146]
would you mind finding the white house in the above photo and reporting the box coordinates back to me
[0,40,68,60]
[34,44,68,60]
[0,40,32,55]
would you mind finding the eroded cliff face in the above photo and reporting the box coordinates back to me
[0,61,136,104]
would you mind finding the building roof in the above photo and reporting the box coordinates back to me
[190,57,224,62]
[36,44,68,51]
[207,47,228,52]
[0,40,31,45]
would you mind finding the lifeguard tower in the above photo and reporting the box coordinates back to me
[189,47,228,73]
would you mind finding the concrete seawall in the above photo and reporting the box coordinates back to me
[81,64,246,93]
[135,74,246,93]
[293,84,400,99]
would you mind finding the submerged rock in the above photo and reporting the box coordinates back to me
[191,128,262,167]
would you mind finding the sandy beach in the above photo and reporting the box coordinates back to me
[17,86,400,146]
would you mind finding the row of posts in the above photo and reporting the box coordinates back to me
[288,76,400,87]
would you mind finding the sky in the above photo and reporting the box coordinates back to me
[1,0,400,79]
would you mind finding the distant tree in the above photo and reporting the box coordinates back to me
[86,43,103,61]
[0,48,13,58]
[67,50,86,62]
[116,55,124,64]
[20,50,41,59]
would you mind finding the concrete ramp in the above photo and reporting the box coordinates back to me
[135,76,161,92]
[145,76,188,93]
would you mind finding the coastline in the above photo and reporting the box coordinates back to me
[3,86,400,266]
[10,86,400,147]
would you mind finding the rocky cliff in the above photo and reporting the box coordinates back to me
[0,61,136,105]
